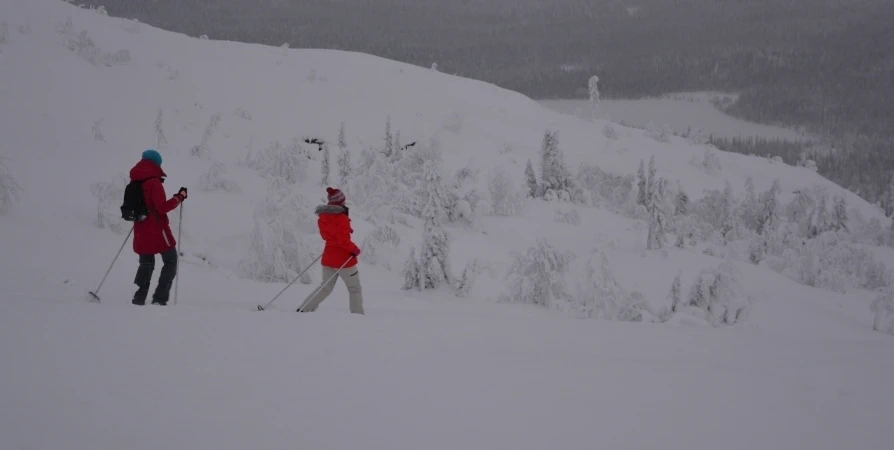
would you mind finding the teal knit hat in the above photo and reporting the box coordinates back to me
[142,149,162,166]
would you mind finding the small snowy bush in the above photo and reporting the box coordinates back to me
[690,146,722,175]
[89,173,129,233]
[454,258,482,298]
[197,162,242,193]
[190,113,221,158]
[677,261,751,326]
[239,182,316,284]
[0,156,23,214]
[488,166,525,216]
[500,238,575,308]
[554,208,581,225]
[570,248,644,321]
[155,108,168,150]
[242,140,308,184]
[360,224,401,269]
[233,107,252,120]
[576,163,634,213]
[871,290,894,335]
[602,123,618,140]
[92,120,104,142]
[66,30,129,66]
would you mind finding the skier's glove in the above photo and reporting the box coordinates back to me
[176,187,188,201]
[350,248,361,257]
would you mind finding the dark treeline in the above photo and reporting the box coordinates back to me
[85,0,894,205]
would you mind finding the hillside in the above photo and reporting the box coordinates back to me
[1,1,894,449]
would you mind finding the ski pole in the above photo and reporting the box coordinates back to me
[88,226,134,302]
[174,204,183,306]
[257,254,323,311]
[296,255,354,313]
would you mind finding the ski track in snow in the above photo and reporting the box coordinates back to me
[1,1,893,449]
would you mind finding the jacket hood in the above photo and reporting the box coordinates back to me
[130,159,166,181]
[315,204,347,215]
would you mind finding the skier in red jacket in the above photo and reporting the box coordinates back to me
[130,150,187,305]
[299,187,364,314]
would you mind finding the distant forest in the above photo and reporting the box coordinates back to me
[85,0,894,207]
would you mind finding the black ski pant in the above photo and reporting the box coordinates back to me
[133,247,178,305]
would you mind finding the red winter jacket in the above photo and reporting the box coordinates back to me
[130,159,181,255]
[316,205,360,268]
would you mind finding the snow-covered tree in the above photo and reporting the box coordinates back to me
[674,185,689,217]
[0,156,22,215]
[720,181,739,244]
[682,261,751,326]
[337,124,351,189]
[832,196,848,232]
[360,224,400,269]
[239,181,316,284]
[197,162,242,193]
[155,108,167,151]
[489,166,525,216]
[92,119,104,142]
[882,174,894,218]
[757,180,781,235]
[321,142,331,187]
[570,248,644,321]
[89,173,129,233]
[669,271,683,311]
[524,159,540,198]
[404,160,454,290]
[190,113,221,158]
[636,160,647,206]
[646,156,657,205]
[401,246,423,291]
[501,238,575,308]
[540,129,571,196]
[646,177,671,250]
[588,75,600,103]
[554,208,581,225]
[384,116,393,158]
[454,258,481,298]
[242,140,308,184]
[871,289,894,335]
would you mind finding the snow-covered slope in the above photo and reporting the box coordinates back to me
[1,1,893,449]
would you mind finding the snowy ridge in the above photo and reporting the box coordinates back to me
[1,1,894,449]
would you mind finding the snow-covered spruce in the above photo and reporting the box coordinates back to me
[488,166,524,216]
[870,289,894,335]
[675,261,752,326]
[190,113,221,158]
[571,248,645,321]
[454,258,481,298]
[360,224,400,269]
[402,160,453,291]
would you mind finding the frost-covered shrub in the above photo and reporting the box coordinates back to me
[239,181,316,284]
[488,166,525,216]
[234,107,252,120]
[686,126,709,146]
[645,122,671,143]
[0,156,23,214]
[871,290,894,335]
[360,224,401,269]
[602,123,618,140]
[155,108,168,150]
[500,238,575,308]
[89,173,129,233]
[570,249,644,321]
[242,140,308,184]
[65,30,130,66]
[190,113,221,158]
[783,231,888,293]
[677,261,751,326]
[690,146,722,175]
[554,208,581,225]
[198,162,242,193]
[576,163,634,213]
[454,258,481,298]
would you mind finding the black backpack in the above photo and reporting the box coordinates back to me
[121,180,150,222]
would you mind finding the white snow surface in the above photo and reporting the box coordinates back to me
[1,1,893,449]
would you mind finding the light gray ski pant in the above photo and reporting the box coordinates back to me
[302,266,364,314]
